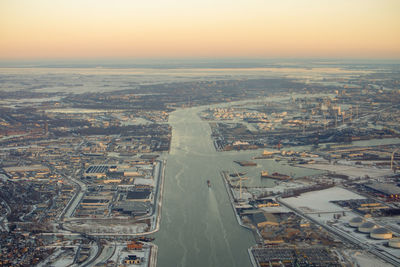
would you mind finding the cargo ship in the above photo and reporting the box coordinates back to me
[229,172,247,177]
[261,171,291,180]
[137,236,155,242]
[234,160,257,167]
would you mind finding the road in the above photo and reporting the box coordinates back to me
[81,239,103,267]
[91,244,116,266]
[59,169,87,220]
[0,197,11,232]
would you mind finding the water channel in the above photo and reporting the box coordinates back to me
[155,106,255,267]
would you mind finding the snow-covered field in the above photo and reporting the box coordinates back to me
[344,250,393,267]
[37,247,76,267]
[304,163,392,178]
[68,221,148,234]
[283,186,365,214]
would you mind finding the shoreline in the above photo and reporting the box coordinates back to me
[220,171,263,267]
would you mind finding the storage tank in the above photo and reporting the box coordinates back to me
[358,222,377,233]
[349,217,365,227]
[370,228,392,240]
[389,238,400,248]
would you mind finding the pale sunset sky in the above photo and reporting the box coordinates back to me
[0,0,399,60]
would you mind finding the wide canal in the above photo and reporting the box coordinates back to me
[155,106,255,267]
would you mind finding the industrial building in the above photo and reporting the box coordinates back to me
[84,165,117,179]
[124,255,142,265]
[112,201,151,216]
[333,198,389,216]
[363,182,400,201]
[389,238,400,249]
[251,246,341,266]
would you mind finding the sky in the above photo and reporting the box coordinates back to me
[0,0,399,60]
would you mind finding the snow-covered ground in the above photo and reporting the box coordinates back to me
[270,180,313,193]
[343,250,393,267]
[248,179,316,198]
[37,247,77,267]
[68,221,148,234]
[303,163,392,178]
[282,187,367,235]
[231,189,252,201]
[92,244,115,266]
[283,186,365,214]
[134,177,155,186]
[260,205,291,213]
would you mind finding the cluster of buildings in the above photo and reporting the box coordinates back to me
[0,98,170,266]
[248,211,335,246]
[2,165,53,180]
[207,89,400,151]
[332,198,390,217]
[361,182,400,201]
[251,246,341,267]
[0,231,53,266]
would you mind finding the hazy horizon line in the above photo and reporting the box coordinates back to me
[1,57,400,69]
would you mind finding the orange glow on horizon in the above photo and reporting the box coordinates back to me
[1,0,399,60]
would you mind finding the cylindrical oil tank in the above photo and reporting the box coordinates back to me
[370,228,392,240]
[358,222,377,233]
[389,238,400,248]
[349,217,365,227]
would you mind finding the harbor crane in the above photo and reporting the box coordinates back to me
[233,168,249,200]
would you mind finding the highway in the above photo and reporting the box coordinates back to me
[81,238,103,267]
[90,243,116,266]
